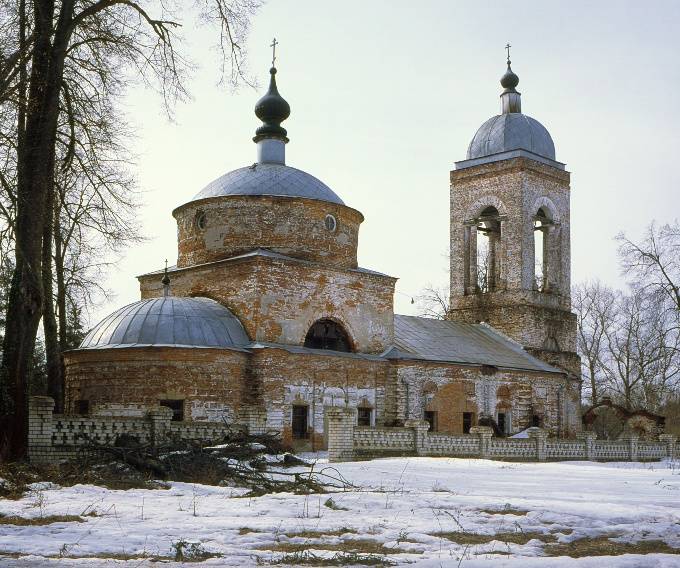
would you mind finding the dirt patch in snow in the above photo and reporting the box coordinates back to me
[544,537,680,557]
[0,514,83,526]
[434,531,557,545]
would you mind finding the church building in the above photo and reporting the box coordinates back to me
[63,55,582,448]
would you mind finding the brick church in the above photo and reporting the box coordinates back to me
[63,56,582,448]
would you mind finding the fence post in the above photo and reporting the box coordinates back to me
[148,406,173,446]
[469,426,493,459]
[28,396,56,463]
[326,407,355,463]
[527,427,548,461]
[659,434,677,460]
[405,419,430,456]
[619,433,639,461]
[577,431,597,460]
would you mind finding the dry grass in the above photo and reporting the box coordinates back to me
[0,514,83,526]
[284,528,357,539]
[478,507,530,516]
[434,531,557,545]
[267,550,393,566]
[545,537,680,557]
[260,539,401,555]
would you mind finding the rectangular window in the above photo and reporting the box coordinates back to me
[532,414,542,428]
[292,405,309,439]
[357,407,372,427]
[75,400,89,415]
[497,412,507,435]
[463,412,473,434]
[160,399,184,422]
[424,410,437,432]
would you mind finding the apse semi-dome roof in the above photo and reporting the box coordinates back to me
[79,297,249,350]
[191,163,345,205]
[467,113,555,161]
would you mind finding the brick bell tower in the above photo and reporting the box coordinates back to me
[448,54,580,377]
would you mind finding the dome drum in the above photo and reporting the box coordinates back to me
[173,194,363,269]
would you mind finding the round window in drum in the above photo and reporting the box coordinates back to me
[324,214,337,232]
[195,211,207,231]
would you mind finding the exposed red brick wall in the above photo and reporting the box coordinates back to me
[138,255,396,354]
[173,195,364,269]
[64,347,248,421]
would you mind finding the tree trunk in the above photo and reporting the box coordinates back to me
[0,0,67,460]
[54,212,67,352]
[42,190,62,411]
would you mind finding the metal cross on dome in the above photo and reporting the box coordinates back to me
[271,38,278,67]
[505,43,511,64]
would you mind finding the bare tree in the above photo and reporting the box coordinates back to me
[601,287,680,411]
[617,221,680,312]
[0,0,261,459]
[572,280,616,405]
[416,284,449,320]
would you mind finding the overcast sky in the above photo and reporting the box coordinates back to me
[93,0,680,326]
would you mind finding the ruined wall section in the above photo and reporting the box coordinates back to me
[139,255,396,354]
[397,361,580,437]
[64,347,249,421]
[249,347,389,449]
[173,195,363,270]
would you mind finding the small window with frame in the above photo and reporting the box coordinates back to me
[194,211,207,231]
[75,400,90,415]
[160,399,184,422]
[357,407,372,427]
[324,214,337,232]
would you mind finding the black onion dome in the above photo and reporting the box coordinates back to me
[254,67,290,142]
[500,63,519,91]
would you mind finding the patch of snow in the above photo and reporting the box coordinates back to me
[511,428,530,438]
[1,457,679,566]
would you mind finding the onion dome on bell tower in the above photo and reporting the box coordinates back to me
[500,54,521,114]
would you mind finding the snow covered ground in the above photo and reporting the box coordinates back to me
[1,456,680,567]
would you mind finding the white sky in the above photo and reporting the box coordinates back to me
[93,0,680,327]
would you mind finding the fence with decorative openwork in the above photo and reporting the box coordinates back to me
[325,407,678,463]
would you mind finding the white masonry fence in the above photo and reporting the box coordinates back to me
[325,408,678,463]
[28,397,678,464]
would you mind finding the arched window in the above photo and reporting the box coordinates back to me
[304,319,353,352]
[533,207,552,292]
[476,206,501,293]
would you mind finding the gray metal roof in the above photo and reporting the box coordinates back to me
[392,315,562,373]
[79,297,249,350]
[467,113,555,161]
[138,249,395,280]
[189,163,344,205]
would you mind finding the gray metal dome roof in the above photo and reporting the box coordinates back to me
[191,163,344,205]
[79,297,249,350]
[467,113,555,161]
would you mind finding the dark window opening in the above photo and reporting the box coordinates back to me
[531,414,542,428]
[424,410,437,432]
[463,412,474,434]
[357,407,372,427]
[292,405,309,439]
[497,412,507,435]
[160,399,184,422]
[304,319,352,352]
[75,400,89,415]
